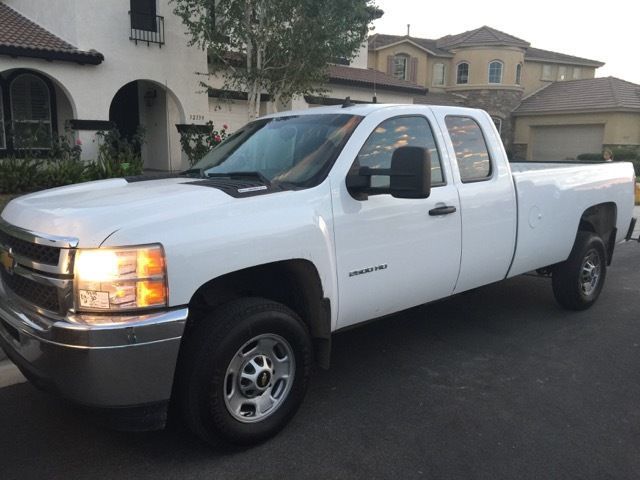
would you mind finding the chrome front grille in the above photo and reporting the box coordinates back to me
[0,218,78,317]
[0,268,60,312]
[0,229,60,266]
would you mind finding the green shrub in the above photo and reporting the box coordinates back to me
[576,153,602,161]
[84,128,145,179]
[0,156,41,194]
[0,127,147,194]
[39,158,88,187]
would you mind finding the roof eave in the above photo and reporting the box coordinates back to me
[524,56,604,68]
[445,42,530,49]
[0,45,104,65]
[513,107,640,116]
[327,77,427,95]
[369,38,453,58]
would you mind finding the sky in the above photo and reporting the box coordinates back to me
[372,0,640,85]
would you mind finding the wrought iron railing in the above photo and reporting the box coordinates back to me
[129,12,165,47]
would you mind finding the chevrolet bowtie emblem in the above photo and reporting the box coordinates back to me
[0,246,16,275]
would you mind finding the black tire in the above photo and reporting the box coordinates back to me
[175,298,313,446]
[552,231,607,310]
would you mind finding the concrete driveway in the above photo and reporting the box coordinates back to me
[0,240,639,479]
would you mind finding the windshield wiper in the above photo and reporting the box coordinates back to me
[180,168,204,178]
[205,171,271,185]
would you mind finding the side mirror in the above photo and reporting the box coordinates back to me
[346,146,432,200]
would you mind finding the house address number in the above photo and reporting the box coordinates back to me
[190,114,205,121]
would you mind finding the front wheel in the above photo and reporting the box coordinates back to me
[176,298,313,446]
[552,231,607,310]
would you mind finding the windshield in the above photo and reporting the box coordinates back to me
[190,114,362,188]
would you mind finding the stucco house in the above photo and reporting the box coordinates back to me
[513,77,640,160]
[368,26,640,160]
[0,0,422,170]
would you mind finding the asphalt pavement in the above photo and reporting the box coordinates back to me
[0,242,639,479]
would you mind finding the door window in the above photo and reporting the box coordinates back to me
[445,116,492,182]
[354,116,444,189]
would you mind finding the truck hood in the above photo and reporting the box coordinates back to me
[1,178,239,247]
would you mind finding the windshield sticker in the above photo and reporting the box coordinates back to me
[237,186,269,193]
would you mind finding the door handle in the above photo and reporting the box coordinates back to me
[429,205,457,216]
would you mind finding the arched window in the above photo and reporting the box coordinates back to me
[488,61,503,84]
[10,73,52,149]
[0,85,5,149]
[456,62,469,84]
[515,64,522,85]
[432,63,446,86]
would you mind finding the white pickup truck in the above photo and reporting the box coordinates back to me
[0,104,636,445]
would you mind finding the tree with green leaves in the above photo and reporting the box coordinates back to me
[172,0,382,120]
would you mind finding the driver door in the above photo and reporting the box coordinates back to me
[332,114,462,328]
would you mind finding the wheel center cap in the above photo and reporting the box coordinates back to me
[257,371,271,388]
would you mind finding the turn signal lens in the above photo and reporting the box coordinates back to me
[136,280,166,308]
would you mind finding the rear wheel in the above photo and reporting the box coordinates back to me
[552,231,607,310]
[176,298,313,446]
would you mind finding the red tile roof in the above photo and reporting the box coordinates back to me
[327,64,427,94]
[0,2,103,64]
[514,77,640,115]
[368,26,603,69]
[437,26,530,49]
[524,47,604,68]
[368,34,453,57]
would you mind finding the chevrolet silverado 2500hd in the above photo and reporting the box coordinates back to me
[0,104,636,445]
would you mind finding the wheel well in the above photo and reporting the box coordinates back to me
[185,259,332,368]
[578,202,617,264]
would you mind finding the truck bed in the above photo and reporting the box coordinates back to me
[507,161,635,277]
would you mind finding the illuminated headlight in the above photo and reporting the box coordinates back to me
[74,244,167,312]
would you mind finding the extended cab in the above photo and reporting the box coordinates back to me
[0,105,636,445]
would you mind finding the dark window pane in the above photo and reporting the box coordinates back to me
[355,116,444,189]
[488,61,502,84]
[457,63,469,84]
[445,116,492,182]
[131,0,157,31]
[10,74,52,149]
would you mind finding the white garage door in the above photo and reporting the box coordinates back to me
[531,124,604,161]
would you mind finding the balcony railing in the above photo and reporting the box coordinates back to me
[129,12,165,47]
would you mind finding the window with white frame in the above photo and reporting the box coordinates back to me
[541,64,553,80]
[572,67,581,80]
[456,62,469,84]
[488,61,503,84]
[393,54,409,80]
[432,63,446,85]
[10,74,52,149]
[515,63,522,85]
[558,66,567,81]
[0,87,5,149]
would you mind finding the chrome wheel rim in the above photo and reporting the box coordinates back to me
[579,249,601,296]
[223,333,295,423]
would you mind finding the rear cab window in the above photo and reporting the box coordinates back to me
[445,116,492,183]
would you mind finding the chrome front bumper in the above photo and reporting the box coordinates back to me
[0,280,188,408]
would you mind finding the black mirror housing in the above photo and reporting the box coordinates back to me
[346,146,432,200]
[389,146,432,199]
